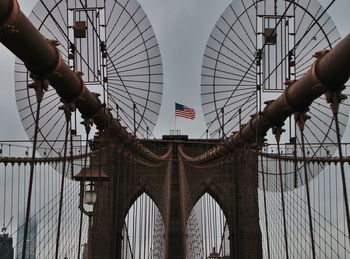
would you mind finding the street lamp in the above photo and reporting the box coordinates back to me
[73,166,109,258]
[84,182,97,205]
[73,166,109,216]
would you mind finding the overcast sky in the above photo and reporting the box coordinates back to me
[1,0,350,140]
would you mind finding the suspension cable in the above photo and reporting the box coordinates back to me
[77,120,91,259]
[273,126,289,259]
[21,79,46,259]
[55,103,74,259]
[260,154,271,259]
[327,90,350,244]
[295,111,316,259]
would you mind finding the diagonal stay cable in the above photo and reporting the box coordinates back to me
[200,0,336,140]
[202,2,293,139]
[210,1,295,136]
[77,0,159,136]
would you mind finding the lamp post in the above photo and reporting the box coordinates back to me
[84,182,97,205]
[73,166,109,258]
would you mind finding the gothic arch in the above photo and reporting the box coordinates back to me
[187,191,231,258]
[190,181,230,221]
[123,183,162,220]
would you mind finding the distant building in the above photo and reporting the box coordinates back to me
[0,233,14,259]
[16,214,37,259]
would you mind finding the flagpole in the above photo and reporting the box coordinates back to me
[174,102,177,130]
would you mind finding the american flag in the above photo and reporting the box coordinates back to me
[175,102,196,120]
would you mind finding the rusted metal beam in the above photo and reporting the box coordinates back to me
[184,34,350,164]
[0,0,165,164]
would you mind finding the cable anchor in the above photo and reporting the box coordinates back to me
[294,110,311,132]
[28,73,49,103]
[59,102,76,122]
[325,89,347,115]
[81,118,94,135]
[272,125,285,143]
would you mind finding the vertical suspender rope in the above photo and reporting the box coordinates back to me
[200,196,204,257]
[327,91,350,244]
[125,223,134,259]
[147,196,150,258]
[213,197,216,252]
[77,124,90,259]
[218,209,223,255]
[76,187,84,258]
[10,162,14,234]
[2,163,7,230]
[55,103,74,259]
[260,153,271,259]
[22,79,46,259]
[295,112,316,259]
[70,123,74,180]
[126,212,131,257]
[202,197,207,257]
[144,195,147,258]
[208,195,212,252]
[273,126,289,259]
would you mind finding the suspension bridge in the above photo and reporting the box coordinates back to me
[1,0,350,258]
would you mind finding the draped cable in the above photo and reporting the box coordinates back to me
[55,104,74,259]
[296,111,316,258]
[22,85,44,259]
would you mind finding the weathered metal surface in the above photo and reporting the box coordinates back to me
[184,34,350,164]
[0,0,166,164]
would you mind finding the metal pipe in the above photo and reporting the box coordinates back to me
[0,0,164,164]
[0,0,60,76]
[186,34,350,164]
[2,0,350,164]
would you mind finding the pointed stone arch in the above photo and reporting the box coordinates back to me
[187,191,231,258]
[122,192,164,259]
[123,183,163,221]
[190,182,230,221]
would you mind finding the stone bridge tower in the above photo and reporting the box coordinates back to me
[88,135,262,259]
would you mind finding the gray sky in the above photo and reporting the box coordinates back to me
[0,1,350,257]
[1,0,350,140]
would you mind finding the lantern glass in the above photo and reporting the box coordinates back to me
[84,184,97,205]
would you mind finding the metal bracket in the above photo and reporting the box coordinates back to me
[28,73,50,103]
[59,102,76,122]
[294,111,311,131]
[325,90,347,115]
[46,38,60,47]
[272,125,285,143]
[313,49,330,59]
[81,118,94,135]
